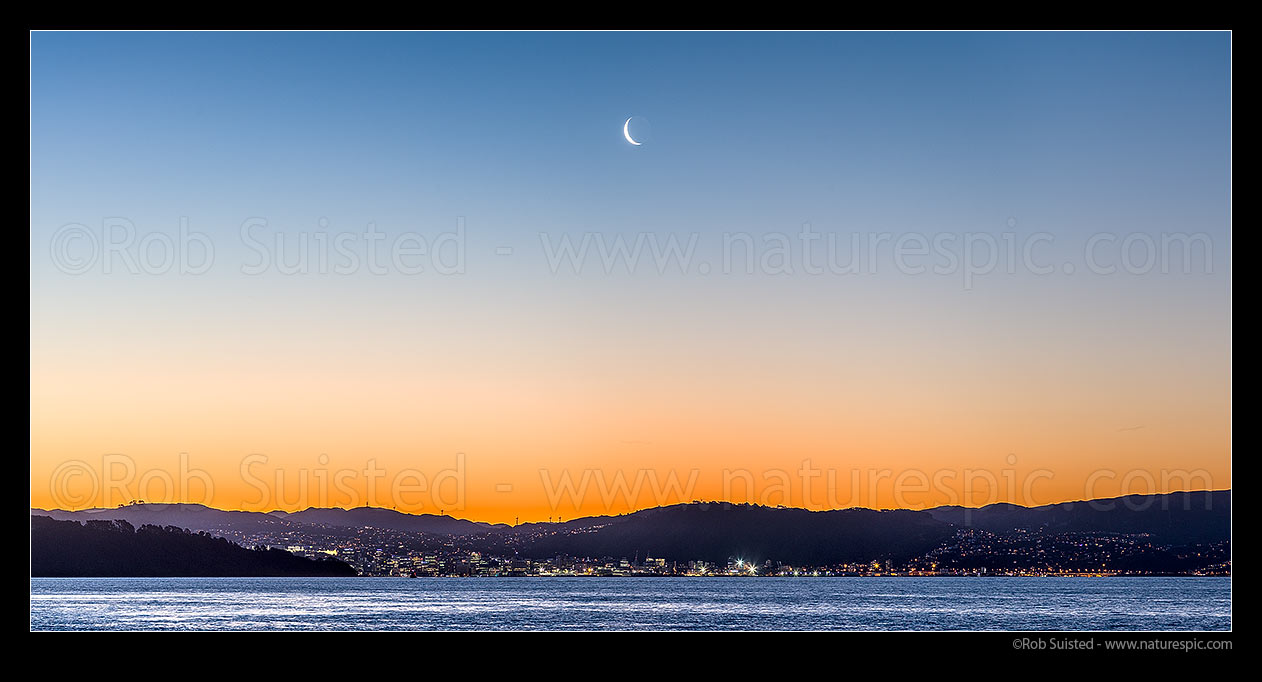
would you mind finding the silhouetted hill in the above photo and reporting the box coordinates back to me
[491,492,1230,565]
[285,506,505,535]
[500,502,957,565]
[925,490,1230,545]
[32,490,1230,569]
[31,515,357,577]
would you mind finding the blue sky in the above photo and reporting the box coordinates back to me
[32,31,1229,243]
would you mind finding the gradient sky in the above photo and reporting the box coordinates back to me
[30,31,1231,523]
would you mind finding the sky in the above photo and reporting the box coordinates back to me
[30,31,1230,523]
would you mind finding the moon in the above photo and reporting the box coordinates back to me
[623,117,642,146]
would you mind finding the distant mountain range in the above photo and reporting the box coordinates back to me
[31,502,498,536]
[33,503,295,535]
[31,515,356,577]
[32,490,1229,570]
[925,490,1230,546]
[278,506,506,535]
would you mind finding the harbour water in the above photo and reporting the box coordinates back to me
[30,576,1230,631]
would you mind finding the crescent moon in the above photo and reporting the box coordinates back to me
[623,117,642,146]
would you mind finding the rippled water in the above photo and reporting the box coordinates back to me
[30,577,1230,631]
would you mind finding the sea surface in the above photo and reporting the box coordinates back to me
[30,577,1230,631]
